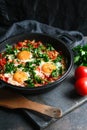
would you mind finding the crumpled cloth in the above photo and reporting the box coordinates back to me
[0,20,84,47]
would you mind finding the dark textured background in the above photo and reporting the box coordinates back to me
[0,0,87,35]
[0,1,87,130]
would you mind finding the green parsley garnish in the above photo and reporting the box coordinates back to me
[46,44,54,51]
[73,44,87,66]
[51,67,62,77]
[53,55,62,63]
[6,44,18,55]
[25,78,35,87]
[5,62,17,73]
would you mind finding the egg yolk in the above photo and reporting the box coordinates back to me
[41,63,56,74]
[13,71,28,83]
[17,50,31,60]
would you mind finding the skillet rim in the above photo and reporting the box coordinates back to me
[0,32,73,92]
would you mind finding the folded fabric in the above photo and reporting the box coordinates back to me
[0,20,84,47]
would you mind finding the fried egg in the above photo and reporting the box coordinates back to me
[4,71,29,86]
[4,73,24,86]
[41,62,56,75]
[17,50,32,60]
[13,71,28,84]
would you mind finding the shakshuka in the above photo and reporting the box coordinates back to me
[0,39,67,87]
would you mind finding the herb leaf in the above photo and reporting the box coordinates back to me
[5,62,17,73]
[51,67,62,78]
[73,44,87,66]
[46,44,54,51]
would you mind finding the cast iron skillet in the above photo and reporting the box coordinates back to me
[0,33,74,94]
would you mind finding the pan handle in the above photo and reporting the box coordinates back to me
[57,31,84,48]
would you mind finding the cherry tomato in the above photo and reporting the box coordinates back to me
[75,66,87,80]
[75,77,87,96]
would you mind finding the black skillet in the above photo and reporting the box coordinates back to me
[0,33,74,94]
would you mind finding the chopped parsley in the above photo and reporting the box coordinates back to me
[23,62,36,72]
[25,78,35,87]
[25,75,43,87]
[51,67,62,77]
[6,44,18,55]
[5,62,17,73]
[34,58,41,66]
[46,44,54,51]
[38,53,49,62]
[53,55,62,63]
[73,44,87,66]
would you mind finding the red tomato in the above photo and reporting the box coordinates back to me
[0,58,6,67]
[75,66,87,80]
[75,77,87,96]
[17,42,23,47]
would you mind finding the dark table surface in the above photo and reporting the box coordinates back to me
[0,37,87,130]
